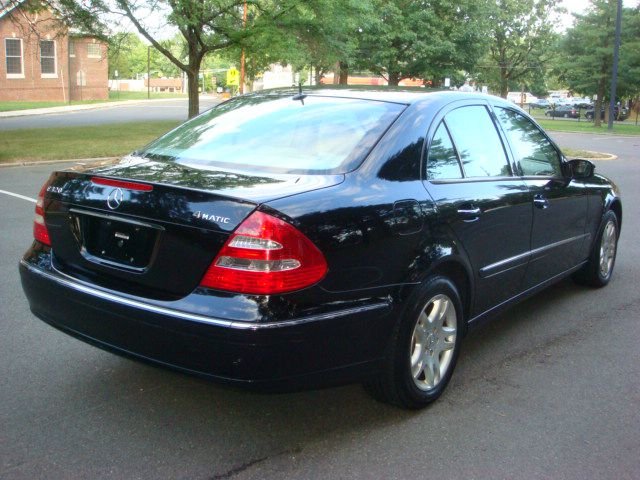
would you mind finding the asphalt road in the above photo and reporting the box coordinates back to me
[0,132,638,479]
[0,98,219,131]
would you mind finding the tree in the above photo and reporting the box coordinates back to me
[108,33,186,80]
[50,0,308,117]
[557,1,640,126]
[290,0,372,85]
[474,0,560,99]
[355,0,488,86]
[219,0,372,88]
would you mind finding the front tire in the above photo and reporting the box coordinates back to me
[363,276,464,409]
[573,210,619,287]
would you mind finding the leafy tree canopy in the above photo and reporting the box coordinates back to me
[355,0,488,86]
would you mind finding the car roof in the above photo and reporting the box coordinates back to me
[257,86,511,107]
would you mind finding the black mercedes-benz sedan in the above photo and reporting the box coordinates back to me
[20,90,622,409]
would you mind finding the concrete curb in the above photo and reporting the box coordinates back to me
[567,152,618,161]
[0,157,118,168]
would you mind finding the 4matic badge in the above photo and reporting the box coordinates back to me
[193,211,230,224]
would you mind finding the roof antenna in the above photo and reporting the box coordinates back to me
[292,82,306,104]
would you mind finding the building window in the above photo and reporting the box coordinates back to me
[40,40,56,76]
[69,41,75,57]
[87,43,101,58]
[76,70,86,86]
[5,38,24,78]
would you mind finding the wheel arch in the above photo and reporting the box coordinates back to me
[427,258,473,324]
[609,198,622,230]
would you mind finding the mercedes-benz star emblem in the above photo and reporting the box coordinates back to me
[106,188,124,210]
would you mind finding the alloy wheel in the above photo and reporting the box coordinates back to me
[599,220,617,278]
[410,294,457,391]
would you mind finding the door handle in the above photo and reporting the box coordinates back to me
[457,207,481,215]
[533,194,549,209]
[457,206,481,222]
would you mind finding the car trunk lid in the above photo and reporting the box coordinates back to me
[42,157,343,299]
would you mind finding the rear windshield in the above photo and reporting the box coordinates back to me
[138,95,405,174]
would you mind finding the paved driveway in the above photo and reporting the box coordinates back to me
[0,132,638,479]
[0,98,219,131]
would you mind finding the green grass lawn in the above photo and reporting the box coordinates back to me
[0,91,187,112]
[0,121,180,163]
[0,101,72,112]
[538,119,640,135]
[107,91,187,101]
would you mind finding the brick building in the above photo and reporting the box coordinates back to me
[0,0,108,102]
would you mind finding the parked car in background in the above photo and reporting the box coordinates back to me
[550,97,572,106]
[545,105,580,118]
[571,98,593,109]
[585,106,629,121]
[20,90,622,409]
[529,98,550,109]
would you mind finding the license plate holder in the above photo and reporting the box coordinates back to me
[71,209,161,271]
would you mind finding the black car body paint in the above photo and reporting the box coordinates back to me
[20,90,622,390]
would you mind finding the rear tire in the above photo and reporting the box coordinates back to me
[363,276,464,409]
[573,210,619,287]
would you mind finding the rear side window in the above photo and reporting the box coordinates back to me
[494,107,562,177]
[426,122,463,180]
[445,106,511,178]
[139,96,405,174]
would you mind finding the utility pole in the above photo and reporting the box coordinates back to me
[608,0,622,130]
[147,46,151,100]
[240,0,247,94]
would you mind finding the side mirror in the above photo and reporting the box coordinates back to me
[567,158,595,180]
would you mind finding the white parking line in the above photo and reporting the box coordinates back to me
[0,189,36,203]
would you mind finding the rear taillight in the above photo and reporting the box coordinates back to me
[34,181,50,246]
[200,211,327,294]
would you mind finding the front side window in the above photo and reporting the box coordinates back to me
[40,40,56,75]
[445,105,511,178]
[426,122,463,180]
[5,38,23,76]
[494,107,562,177]
[139,96,405,174]
[69,41,75,57]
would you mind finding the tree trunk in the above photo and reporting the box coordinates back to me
[187,69,199,119]
[338,61,348,84]
[594,73,606,128]
[388,72,401,86]
[314,66,324,85]
[332,62,340,84]
[499,69,509,98]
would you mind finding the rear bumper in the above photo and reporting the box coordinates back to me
[19,259,393,390]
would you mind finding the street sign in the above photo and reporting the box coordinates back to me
[226,67,239,86]
[444,77,450,87]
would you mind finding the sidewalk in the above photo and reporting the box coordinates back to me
[0,95,217,119]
